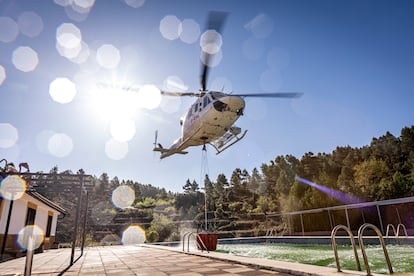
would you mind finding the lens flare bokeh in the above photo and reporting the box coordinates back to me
[0,175,26,200]
[49,78,77,104]
[122,225,146,245]
[0,123,19,148]
[12,46,39,72]
[111,185,135,209]
[17,225,45,251]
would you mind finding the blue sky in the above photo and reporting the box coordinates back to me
[1,0,413,193]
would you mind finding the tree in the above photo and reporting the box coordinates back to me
[401,126,414,157]
[354,158,390,200]
[182,179,199,193]
[370,131,401,169]
[148,214,177,241]
[247,168,263,194]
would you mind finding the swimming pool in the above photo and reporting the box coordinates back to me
[216,241,414,274]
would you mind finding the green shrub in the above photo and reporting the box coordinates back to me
[146,230,159,243]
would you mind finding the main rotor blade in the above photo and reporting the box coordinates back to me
[200,11,229,91]
[97,82,140,92]
[160,90,200,97]
[231,92,304,98]
[206,10,229,33]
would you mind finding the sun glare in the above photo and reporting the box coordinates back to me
[49,78,77,104]
[91,87,139,120]
[110,117,136,142]
[137,84,162,110]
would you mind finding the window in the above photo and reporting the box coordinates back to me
[46,215,53,237]
[203,96,211,108]
[25,207,36,225]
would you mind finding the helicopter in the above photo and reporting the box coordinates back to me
[153,11,302,159]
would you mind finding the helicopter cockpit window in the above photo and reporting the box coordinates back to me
[213,100,228,112]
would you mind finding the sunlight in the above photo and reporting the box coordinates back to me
[137,84,162,109]
[91,88,137,120]
[91,86,139,120]
[49,78,77,104]
[110,117,136,142]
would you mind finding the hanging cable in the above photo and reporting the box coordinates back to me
[200,144,209,232]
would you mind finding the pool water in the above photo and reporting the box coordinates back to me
[216,243,414,274]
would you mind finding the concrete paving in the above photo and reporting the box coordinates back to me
[0,244,392,276]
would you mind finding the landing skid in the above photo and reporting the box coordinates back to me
[209,127,247,155]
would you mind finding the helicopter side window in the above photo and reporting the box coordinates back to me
[203,96,211,108]
[193,103,198,113]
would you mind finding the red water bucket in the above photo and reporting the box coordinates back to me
[196,233,218,251]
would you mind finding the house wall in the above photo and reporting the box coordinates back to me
[0,193,61,253]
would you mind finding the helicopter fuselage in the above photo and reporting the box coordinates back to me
[154,91,246,159]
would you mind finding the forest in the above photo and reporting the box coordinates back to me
[36,125,414,243]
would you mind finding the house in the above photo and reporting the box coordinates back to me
[0,189,66,258]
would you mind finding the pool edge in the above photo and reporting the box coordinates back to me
[142,244,385,276]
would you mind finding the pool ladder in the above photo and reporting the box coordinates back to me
[182,232,209,252]
[331,223,393,275]
[385,223,408,238]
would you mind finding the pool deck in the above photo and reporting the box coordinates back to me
[0,244,404,276]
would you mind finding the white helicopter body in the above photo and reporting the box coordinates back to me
[154,92,247,159]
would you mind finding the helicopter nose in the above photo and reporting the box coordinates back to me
[221,96,245,111]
